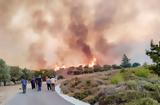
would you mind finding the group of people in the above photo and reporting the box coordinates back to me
[21,76,57,94]
[46,77,57,91]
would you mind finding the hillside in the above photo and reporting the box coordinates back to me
[61,67,160,105]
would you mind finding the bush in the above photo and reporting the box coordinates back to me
[74,92,88,100]
[57,75,64,80]
[132,63,141,67]
[134,68,150,78]
[120,68,126,73]
[74,90,92,100]
[126,97,159,105]
[86,80,91,86]
[99,90,145,105]
[149,65,160,76]
[84,95,97,105]
[112,64,122,69]
[111,73,124,84]
[144,83,157,91]
[126,80,137,90]
[103,65,112,71]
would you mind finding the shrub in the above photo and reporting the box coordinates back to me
[111,73,124,84]
[132,62,141,67]
[86,80,91,86]
[57,75,64,80]
[74,92,88,100]
[126,80,137,90]
[144,83,157,91]
[74,90,92,100]
[112,64,122,69]
[149,65,160,76]
[103,65,112,71]
[120,68,126,73]
[84,95,97,105]
[126,97,159,105]
[134,68,150,78]
[99,90,145,105]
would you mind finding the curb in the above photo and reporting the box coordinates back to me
[55,84,90,105]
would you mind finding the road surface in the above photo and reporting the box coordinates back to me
[0,85,20,105]
[6,85,73,105]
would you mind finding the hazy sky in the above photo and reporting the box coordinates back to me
[0,0,159,69]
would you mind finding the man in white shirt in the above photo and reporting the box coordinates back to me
[51,76,57,91]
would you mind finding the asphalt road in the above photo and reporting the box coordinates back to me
[6,85,73,105]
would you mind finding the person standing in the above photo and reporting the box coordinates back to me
[21,77,27,94]
[30,77,36,89]
[36,75,42,91]
[51,76,57,91]
[46,77,51,90]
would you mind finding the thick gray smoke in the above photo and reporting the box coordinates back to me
[0,0,159,69]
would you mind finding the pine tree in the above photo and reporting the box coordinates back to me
[146,40,160,75]
[121,54,131,68]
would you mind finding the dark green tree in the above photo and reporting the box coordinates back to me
[40,69,55,80]
[22,68,33,80]
[121,54,131,68]
[146,40,160,75]
[0,59,10,86]
[132,62,141,67]
[103,65,112,71]
[10,66,23,84]
[112,64,122,69]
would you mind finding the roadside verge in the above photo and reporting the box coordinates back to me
[55,84,90,105]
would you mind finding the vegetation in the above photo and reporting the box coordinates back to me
[146,40,160,75]
[61,67,160,105]
[134,68,150,78]
[111,73,124,84]
[67,55,141,76]
[0,58,56,86]
[34,69,55,81]
[121,54,131,68]
[0,59,10,86]
[132,62,141,67]
[10,66,23,84]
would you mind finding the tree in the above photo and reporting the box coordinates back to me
[103,65,112,71]
[121,54,131,68]
[22,68,33,80]
[0,59,10,86]
[132,62,141,67]
[40,69,55,80]
[10,66,23,84]
[146,40,160,75]
[112,64,122,69]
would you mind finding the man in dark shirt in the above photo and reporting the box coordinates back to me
[21,77,27,94]
[36,75,42,91]
[30,77,36,89]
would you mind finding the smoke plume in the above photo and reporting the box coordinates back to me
[0,0,159,69]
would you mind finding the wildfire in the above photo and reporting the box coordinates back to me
[54,65,60,71]
[53,57,97,71]
[54,64,66,71]
[88,57,97,67]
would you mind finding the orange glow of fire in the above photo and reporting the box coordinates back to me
[54,65,66,71]
[53,57,97,71]
[54,65,60,71]
[88,57,97,67]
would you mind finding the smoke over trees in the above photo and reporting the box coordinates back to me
[0,0,160,69]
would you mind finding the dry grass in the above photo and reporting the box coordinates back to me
[61,68,160,105]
